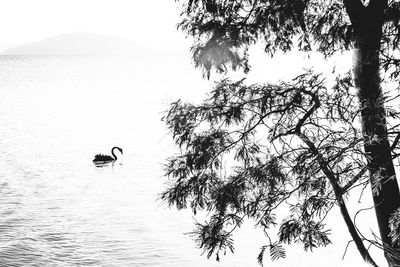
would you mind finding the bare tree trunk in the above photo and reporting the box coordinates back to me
[352,7,400,266]
[343,0,400,265]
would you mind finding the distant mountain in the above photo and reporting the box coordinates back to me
[0,32,152,56]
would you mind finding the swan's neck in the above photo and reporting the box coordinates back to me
[111,147,118,160]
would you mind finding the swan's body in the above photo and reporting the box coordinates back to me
[93,146,123,163]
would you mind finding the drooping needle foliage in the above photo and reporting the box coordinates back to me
[163,0,400,266]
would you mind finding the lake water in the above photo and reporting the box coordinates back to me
[0,55,384,267]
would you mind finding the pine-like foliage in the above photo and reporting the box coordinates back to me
[162,70,400,264]
[163,0,400,265]
[177,0,400,78]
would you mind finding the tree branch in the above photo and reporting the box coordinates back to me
[341,166,368,193]
[390,133,400,150]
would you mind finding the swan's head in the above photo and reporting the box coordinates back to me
[111,146,123,157]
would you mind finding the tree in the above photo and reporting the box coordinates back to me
[162,1,400,266]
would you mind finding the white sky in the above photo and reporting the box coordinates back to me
[0,0,187,51]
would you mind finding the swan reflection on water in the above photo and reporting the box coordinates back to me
[93,146,123,166]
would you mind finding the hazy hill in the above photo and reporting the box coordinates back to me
[0,32,153,56]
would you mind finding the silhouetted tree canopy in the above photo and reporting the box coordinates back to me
[162,1,400,266]
[178,0,400,78]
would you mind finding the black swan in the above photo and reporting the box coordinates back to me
[93,146,123,163]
